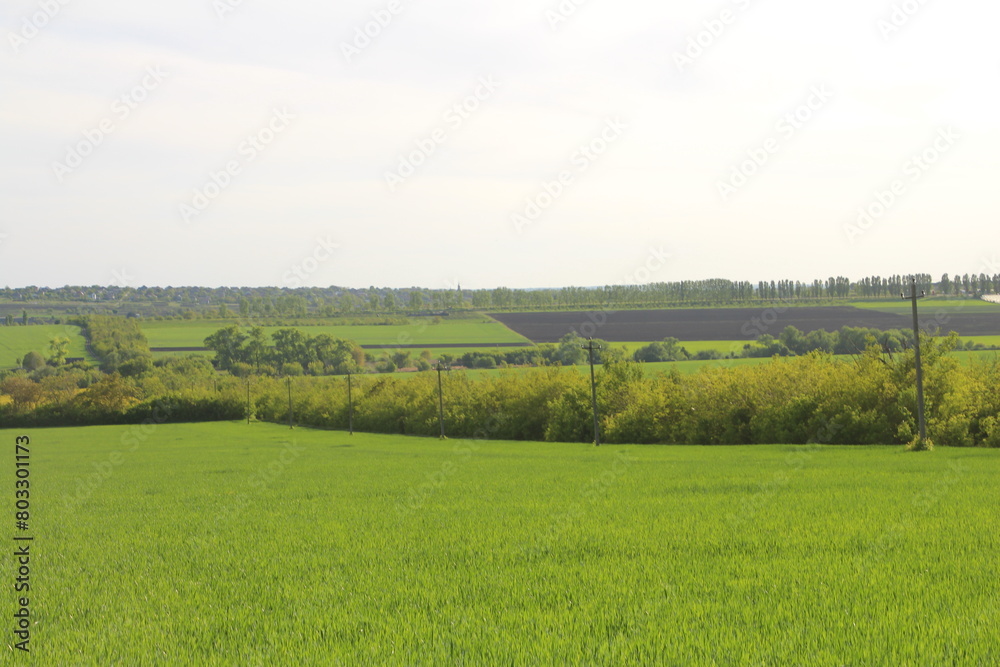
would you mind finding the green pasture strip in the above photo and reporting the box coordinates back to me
[615,340,749,355]
[958,335,1000,348]
[0,324,93,368]
[850,299,1000,314]
[141,318,530,348]
[8,422,999,663]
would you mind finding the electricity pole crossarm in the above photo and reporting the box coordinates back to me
[581,339,602,446]
[901,278,927,443]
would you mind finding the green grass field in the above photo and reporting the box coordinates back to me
[142,318,531,349]
[7,422,998,663]
[960,335,1000,348]
[0,324,93,368]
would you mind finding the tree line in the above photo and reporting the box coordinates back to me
[4,272,999,321]
[76,315,153,376]
[203,325,366,376]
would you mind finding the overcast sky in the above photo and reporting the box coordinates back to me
[1,1,998,290]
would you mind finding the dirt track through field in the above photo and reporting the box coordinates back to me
[491,306,1000,343]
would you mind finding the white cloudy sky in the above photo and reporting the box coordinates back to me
[1,0,998,290]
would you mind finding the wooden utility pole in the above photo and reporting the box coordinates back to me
[347,371,354,436]
[902,278,927,442]
[581,339,602,446]
[436,363,448,439]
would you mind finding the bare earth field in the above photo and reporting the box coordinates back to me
[491,306,1000,343]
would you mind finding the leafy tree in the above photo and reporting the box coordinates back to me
[22,351,45,371]
[778,326,811,355]
[204,325,249,370]
[383,291,397,311]
[634,337,689,362]
[553,333,586,365]
[804,329,835,354]
[272,329,310,367]
[48,335,72,364]
[119,355,154,377]
[1,376,44,410]
[280,362,304,377]
[634,342,668,362]
[246,327,269,372]
[595,342,627,364]
[39,374,81,404]
[312,334,363,374]
[230,362,253,378]
[834,327,871,355]
[76,373,141,413]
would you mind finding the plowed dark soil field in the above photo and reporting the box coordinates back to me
[491,307,1000,343]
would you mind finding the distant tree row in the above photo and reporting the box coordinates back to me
[3,272,1000,317]
[634,326,997,363]
[443,334,627,369]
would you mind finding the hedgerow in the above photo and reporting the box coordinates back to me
[2,335,998,446]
